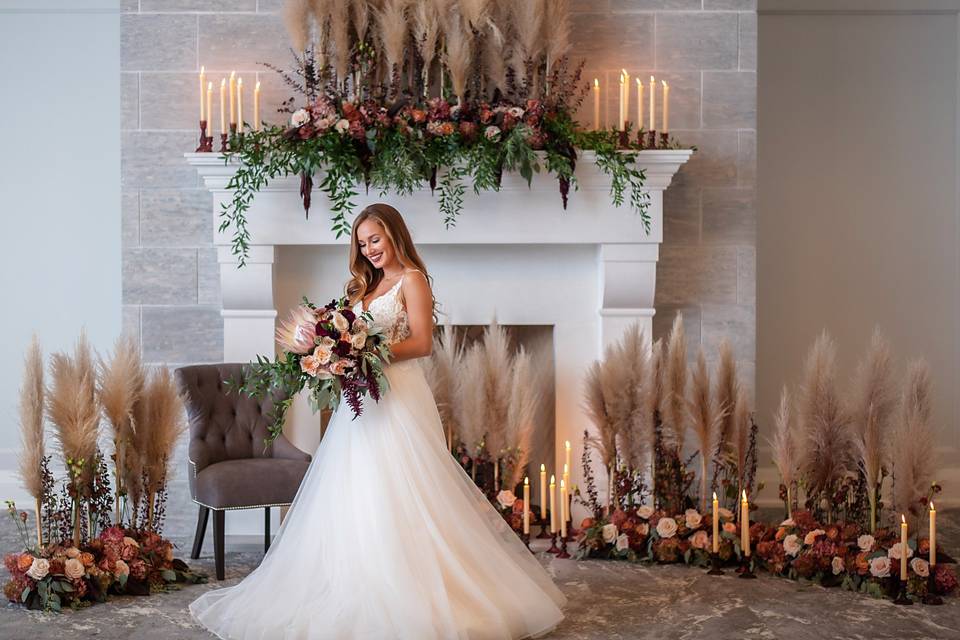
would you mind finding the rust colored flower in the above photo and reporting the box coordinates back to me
[854,552,870,576]
[16,554,33,573]
[3,553,20,575]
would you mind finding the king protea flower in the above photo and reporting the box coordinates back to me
[276,305,318,354]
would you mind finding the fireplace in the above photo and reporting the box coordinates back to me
[186,149,691,527]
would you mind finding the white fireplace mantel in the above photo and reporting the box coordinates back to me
[186,148,691,522]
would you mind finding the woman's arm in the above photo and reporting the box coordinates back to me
[387,270,434,362]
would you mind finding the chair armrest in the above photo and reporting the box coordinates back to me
[270,434,312,463]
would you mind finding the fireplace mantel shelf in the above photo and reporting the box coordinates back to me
[186,148,692,520]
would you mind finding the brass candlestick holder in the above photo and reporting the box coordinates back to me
[894,578,913,605]
[737,555,756,579]
[923,571,944,605]
[707,552,724,575]
[556,533,571,559]
[219,133,229,153]
[646,130,658,149]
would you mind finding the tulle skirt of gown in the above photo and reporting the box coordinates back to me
[189,358,566,640]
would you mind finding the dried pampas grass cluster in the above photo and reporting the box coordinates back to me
[142,367,187,530]
[99,335,145,524]
[893,359,935,519]
[17,335,45,548]
[688,348,722,512]
[282,0,577,103]
[769,386,798,518]
[798,331,851,505]
[423,323,463,451]
[661,314,688,455]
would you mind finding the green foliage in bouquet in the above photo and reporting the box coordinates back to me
[230,297,392,449]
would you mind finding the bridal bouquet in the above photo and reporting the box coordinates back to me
[235,297,392,448]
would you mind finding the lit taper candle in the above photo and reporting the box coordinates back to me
[549,474,557,533]
[648,75,656,131]
[523,477,530,535]
[540,464,547,520]
[712,492,719,554]
[741,490,750,556]
[199,65,206,121]
[930,502,937,566]
[662,80,670,133]
[900,514,908,580]
[219,78,227,135]
[254,80,261,131]
[237,77,244,130]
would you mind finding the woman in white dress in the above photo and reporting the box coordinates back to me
[189,203,566,639]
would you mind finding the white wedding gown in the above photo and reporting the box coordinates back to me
[189,273,566,640]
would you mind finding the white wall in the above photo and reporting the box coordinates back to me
[758,1,960,502]
[0,0,121,505]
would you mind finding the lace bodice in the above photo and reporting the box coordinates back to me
[355,274,411,345]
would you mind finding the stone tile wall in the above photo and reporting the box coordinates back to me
[121,0,756,536]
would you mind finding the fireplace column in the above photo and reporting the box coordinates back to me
[598,243,659,350]
[218,245,277,362]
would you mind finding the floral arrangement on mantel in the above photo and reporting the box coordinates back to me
[573,316,957,603]
[3,334,205,611]
[205,0,690,265]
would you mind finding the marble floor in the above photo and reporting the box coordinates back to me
[2,510,960,640]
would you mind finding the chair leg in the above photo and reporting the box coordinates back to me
[264,507,271,554]
[191,506,209,560]
[213,509,225,581]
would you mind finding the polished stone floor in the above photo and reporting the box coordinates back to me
[2,509,960,639]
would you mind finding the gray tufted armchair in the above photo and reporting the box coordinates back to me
[175,363,311,580]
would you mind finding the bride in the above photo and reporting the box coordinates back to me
[189,203,566,639]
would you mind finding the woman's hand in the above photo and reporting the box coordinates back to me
[387,270,433,362]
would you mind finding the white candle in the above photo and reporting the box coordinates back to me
[562,462,569,491]
[900,514,908,580]
[662,80,670,133]
[523,477,530,534]
[741,490,750,557]
[649,76,656,132]
[930,502,937,566]
[712,492,719,554]
[229,70,236,126]
[621,69,630,127]
[219,78,227,135]
[539,464,547,520]
[199,65,206,121]
[564,440,571,478]
[593,78,600,130]
[636,77,643,132]
[237,77,244,130]
[618,72,625,131]
[254,80,261,131]
[205,81,213,135]
[560,479,567,538]
[549,474,556,533]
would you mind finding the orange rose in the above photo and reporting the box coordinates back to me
[775,527,787,542]
[581,518,595,530]
[16,554,33,573]
[80,552,95,567]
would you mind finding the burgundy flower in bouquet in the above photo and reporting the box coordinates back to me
[237,296,393,449]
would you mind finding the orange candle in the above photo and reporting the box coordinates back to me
[741,490,750,556]
[712,492,719,553]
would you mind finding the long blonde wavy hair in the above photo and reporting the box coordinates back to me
[346,203,433,310]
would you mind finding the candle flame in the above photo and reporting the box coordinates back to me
[650,75,655,82]
[741,490,747,501]
[255,80,261,91]
[565,440,571,449]
[713,492,718,501]
[207,81,213,91]
[560,479,565,489]
[200,65,205,74]
[662,80,668,88]
[550,474,555,484]
[540,463,546,472]
[524,476,529,485]
[238,77,243,87]
[902,514,906,524]
[563,463,568,474]
[230,70,236,79]
[221,78,226,88]
[594,78,599,87]
[931,501,936,511]
[636,77,641,85]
